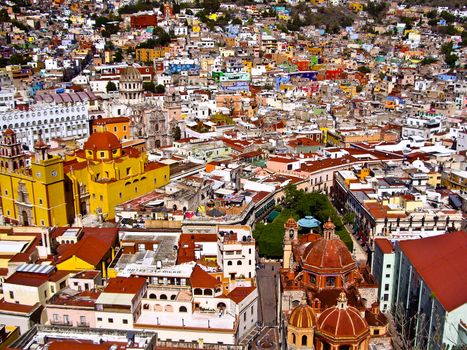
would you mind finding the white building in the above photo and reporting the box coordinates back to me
[0,102,90,149]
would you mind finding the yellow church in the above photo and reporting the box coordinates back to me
[0,127,170,226]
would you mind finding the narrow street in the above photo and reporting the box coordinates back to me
[251,261,282,349]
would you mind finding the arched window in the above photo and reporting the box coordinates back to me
[164,305,173,312]
[149,293,157,299]
[143,303,150,309]
[227,261,233,266]
[204,289,213,296]
[292,333,296,344]
[194,288,202,295]
[170,295,176,300]
[159,294,167,300]
[179,306,187,312]
[301,335,307,346]
[237,260,242,265]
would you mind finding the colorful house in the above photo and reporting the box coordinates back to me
[54,227,119,278]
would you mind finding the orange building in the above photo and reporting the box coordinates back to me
[91,117,131,141]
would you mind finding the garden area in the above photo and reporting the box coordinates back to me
[253,185,353,259]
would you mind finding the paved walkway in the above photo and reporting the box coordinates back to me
[256,262,280,326]
[345,223,368,265]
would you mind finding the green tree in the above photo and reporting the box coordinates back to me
[106,81,117,93]
[172,125,182,141]
[155,84,166,93]
[143,81,156,93]
[357,65,371,74]
[113,49,123,62]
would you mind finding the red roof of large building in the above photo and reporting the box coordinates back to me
[398,231,467,311]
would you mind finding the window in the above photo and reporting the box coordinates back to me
[123,319,128,324]
[244,313,246,321]
[80,316,86,325]
[9,291,14,299]
[99,195,103,201]
[384,284,389,291]
[119,192,122,198]
[63,315,69,324]
[97,317,102,322]
[138,244,145,252]
[39,198,43,205]
[108,318,114,323]
[251,305,254,314]
[179,306,187,312]
[126,167,131,175]
[302,335,308,346]
[386,264,391,268]
[227,261,233,266]
[383,294,389,301]
[237,261,242,265]
[385,274,390,278]
[100,151,105,158]
[114,126,117,132]
[292,333,296,344]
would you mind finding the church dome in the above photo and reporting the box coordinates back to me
[289,304,316,329]
[84,131,121,151]
[120,66,142,82]
[302,237,354,270]
[317,292,368,339]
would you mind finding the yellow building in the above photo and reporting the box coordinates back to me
[91,116,131,141]
[63,128,170,221]
[0,128,170,226]
[0,129,68,226]
[135,47,170,62]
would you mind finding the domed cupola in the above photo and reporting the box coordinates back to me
[83,130,122,161]
[316,292,370,348]
[119,66,143,105]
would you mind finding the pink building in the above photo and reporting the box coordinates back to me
[46,289,100,328]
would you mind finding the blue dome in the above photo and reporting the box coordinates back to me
[297,216,321,228]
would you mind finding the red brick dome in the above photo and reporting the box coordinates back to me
[302,238,354,270]
[84,131,121,151]
[289,304,316,328]
[317,293,368,339]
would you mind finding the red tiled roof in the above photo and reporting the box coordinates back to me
[227,286,256,304]
[104,277,146,294]
[375,238,394,254]
[92,117,130,125]
[398,231,467,312]
[0,299,40,314]
[190,265,221,289]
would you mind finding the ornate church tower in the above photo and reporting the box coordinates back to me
[283,217,298,269]
[0,128,26,172]
[164,86,182,122]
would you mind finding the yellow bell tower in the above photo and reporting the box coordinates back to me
[29,132,68,227]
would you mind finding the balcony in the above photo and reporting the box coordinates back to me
[50,319,72,326]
